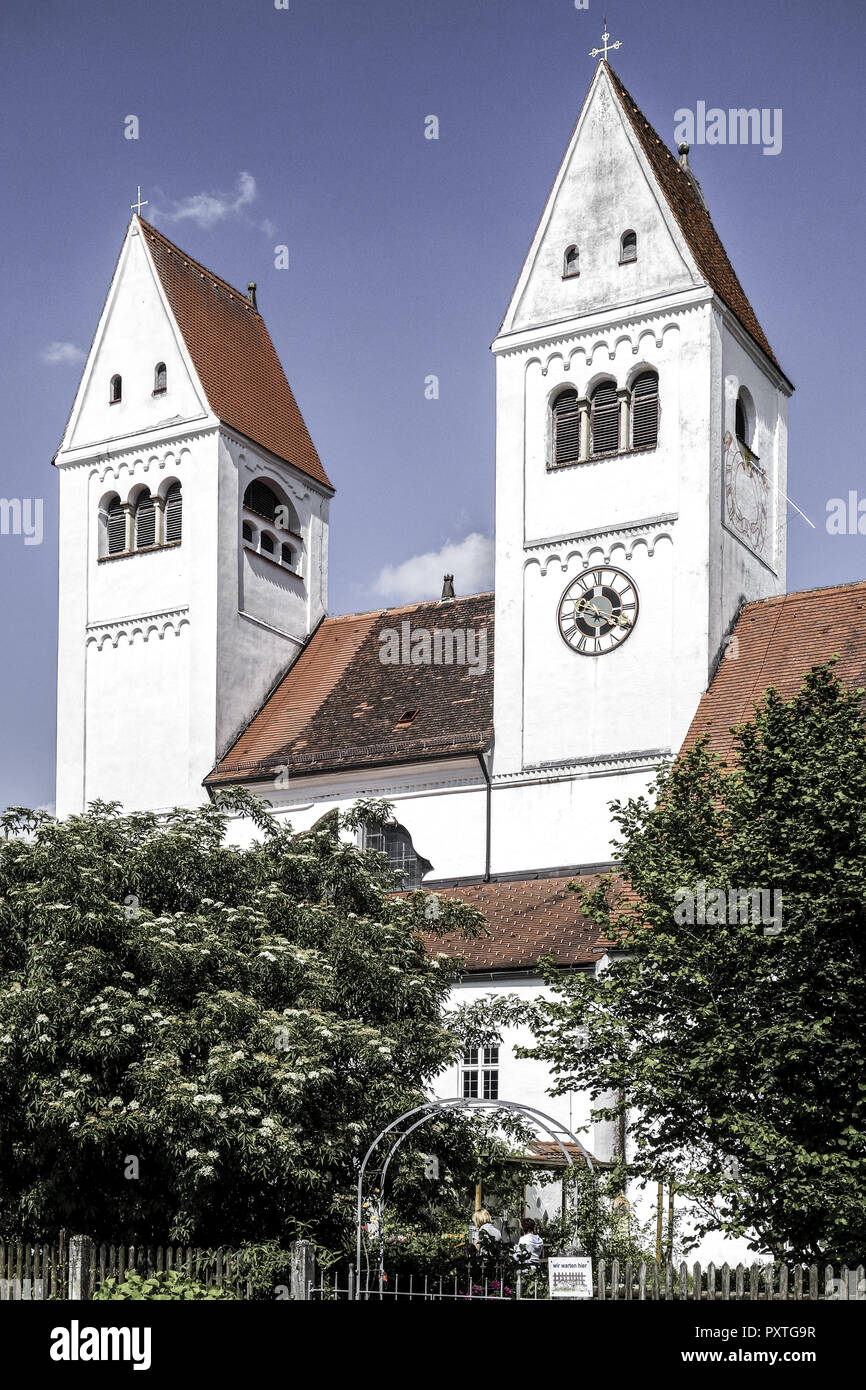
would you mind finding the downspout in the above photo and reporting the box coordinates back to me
[477,745,492,883]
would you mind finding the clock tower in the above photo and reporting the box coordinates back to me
[488,60,793,872]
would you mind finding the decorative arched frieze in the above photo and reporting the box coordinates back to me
[85,606,190,651]
[91,445,192,488]
[532,318,682,380]
[523,517,677,575]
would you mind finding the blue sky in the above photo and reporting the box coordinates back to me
[1,0,864,811]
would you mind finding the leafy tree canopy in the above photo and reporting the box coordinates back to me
[467,664,866,1263]
[0,790,493,1246]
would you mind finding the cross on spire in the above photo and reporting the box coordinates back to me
[589,16,622,62]
[130,186,148,217]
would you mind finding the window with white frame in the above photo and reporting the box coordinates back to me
[461,1046,499,1100]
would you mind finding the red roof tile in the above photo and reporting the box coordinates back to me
[422,874,611,972]
[684,580,866,762]
[139,218,332,490]
[207,592,494,781]
[605,64,786,380]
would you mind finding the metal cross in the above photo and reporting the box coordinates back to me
[130,186,148,216]
[589,16,622,61]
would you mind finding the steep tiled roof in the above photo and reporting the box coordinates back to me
[605,64,787,380]
[684,580,866,761]
[207,592,494,782]
[139,218,332,490]
[423,874,611,972]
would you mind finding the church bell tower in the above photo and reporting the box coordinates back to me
[489,56,793,871]
[54,214,333,816]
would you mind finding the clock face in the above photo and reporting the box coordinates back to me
[724,430,768,557]
[558,566,639,655]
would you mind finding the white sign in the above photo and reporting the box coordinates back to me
[548,1256,593,1299]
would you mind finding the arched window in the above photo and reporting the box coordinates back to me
[164,482,182,543]
[735,391,756,448]
[154,362,167,394]
[280,542,294,566]
[243,479,280,522]
[552,388,582,467]
[735,397,747,443]
[242,520,254,543]
[106,498,126,556]
[631,371,659,450]
[134,493,155,549]
[563,245,579,277]
[275,499,301,534]
[110,375,122,404]
[620,230,637,263]
[590,380,619,456]
[259,531,275,555]
[363,820,432,890]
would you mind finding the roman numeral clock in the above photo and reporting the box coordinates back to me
[557,566,639,655]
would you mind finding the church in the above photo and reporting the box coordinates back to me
[52,55,862,1242]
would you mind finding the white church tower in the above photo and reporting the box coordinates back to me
[489,59,793,872]
[54,214,333,816]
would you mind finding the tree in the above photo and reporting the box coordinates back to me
[0,791,491,1247]
[486,664,866,1263]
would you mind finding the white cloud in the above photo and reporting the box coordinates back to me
[370,532,494,605]
[151,171,259,230]
[41,341,85,366]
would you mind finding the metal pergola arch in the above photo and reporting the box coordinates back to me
[355,1097,594,1287]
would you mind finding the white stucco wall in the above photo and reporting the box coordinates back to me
[55,218,330,816]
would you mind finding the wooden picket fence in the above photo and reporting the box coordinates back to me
[2,1236,863,1301]
[595,1257,865,1300]
[0,1234,253,1300]
[0,1234,68,1300]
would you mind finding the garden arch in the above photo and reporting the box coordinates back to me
[355,1097,594,1285]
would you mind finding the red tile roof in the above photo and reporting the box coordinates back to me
[605,64,787,381]
[207,592,494,782]
[525,1141,603,1168]
[423,874,611,972]
[139,218,332,491]
[684,580,866,762]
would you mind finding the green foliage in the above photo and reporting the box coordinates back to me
[490,664,866,1263]
[93,1268,235,1300]
[0,790,489,1247]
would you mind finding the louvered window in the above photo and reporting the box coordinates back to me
[590,381,619,456]
[631,371,659,450]
[620,230,637,263]
[154,362,167,394]
[242,521,254,543]
[553,389,582,467]
[110,374,122,404]
[280,542,293,566]
[164,482,182,543]
[106,501,125,555]
[134,494,155,549]
[260,532,275,555]
[564,244,579,277]
[244,480,279,521]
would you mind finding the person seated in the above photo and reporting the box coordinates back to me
[514,1217,544,1265]
[469,1208,502,1253]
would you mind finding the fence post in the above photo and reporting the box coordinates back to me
[68,1236,95,1301]
[290,1240,317,1301]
